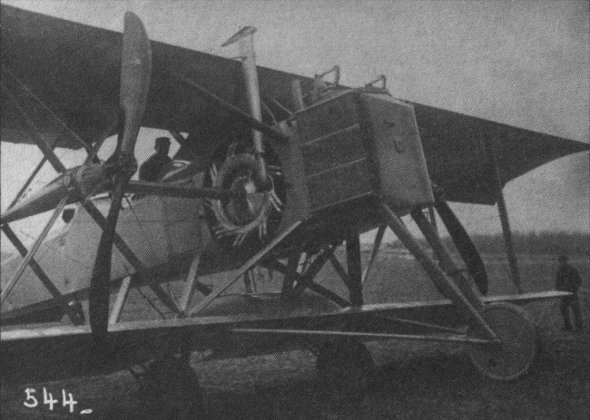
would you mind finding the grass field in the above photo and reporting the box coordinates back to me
[1,253,589,419]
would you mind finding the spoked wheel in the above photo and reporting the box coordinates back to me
[467,302,538,381]
[316,338,375,402]
[138,356,204,419]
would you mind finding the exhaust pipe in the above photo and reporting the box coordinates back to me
[223,27,269,188]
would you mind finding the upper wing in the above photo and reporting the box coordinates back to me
[412,103,589,204]
[2,5,587,204]
[0,4,312,149]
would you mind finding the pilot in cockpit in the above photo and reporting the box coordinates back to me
[139,136,172,182]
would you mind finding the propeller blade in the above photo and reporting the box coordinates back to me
[434,201,489,295]
[89,12,152,343]
[119,12,152,157]
[88,182,126,342]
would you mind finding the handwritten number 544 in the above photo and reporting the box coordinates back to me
[23,388,78,413]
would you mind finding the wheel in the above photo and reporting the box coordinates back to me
[138,356,204,419]
[316,338,374,401]
[467,302,538,381]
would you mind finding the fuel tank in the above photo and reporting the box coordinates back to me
[270,89,434,247]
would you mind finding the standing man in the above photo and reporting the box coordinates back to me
[139,137,172,181]
[555,255,583,332]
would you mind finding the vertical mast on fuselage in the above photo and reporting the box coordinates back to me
[222,26,268,186]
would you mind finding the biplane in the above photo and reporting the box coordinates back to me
[1,4,588,416]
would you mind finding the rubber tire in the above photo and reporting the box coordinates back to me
[138,356,204,419]
[316,338,375,402]
[467,302,538,381]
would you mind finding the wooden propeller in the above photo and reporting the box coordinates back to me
[89,12,152,343]
[434,200,489,295]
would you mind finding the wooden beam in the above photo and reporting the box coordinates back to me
[362,225,385,285]
[188,222,301,316]
[3,86,184,318]
[291,79,305,111]
[1,196,68,305]
[346,233,363,306]
[428,206,438,232]
[411,209,483,310]
[179,254,212,312]
[485,138,522,293]
[264,248,351,307]
[294,247,335,292]
[329,254,351,287]
[231,327,494,345]
[178,75,289,144]
[7,135,60,210]
[0,224,83,325]
[79,200,185,318]
[1,72,93,154]
[281,252,301,298]
[305,283,351,307]
[381,203,497,341]
[2,86,67,173]
[2,86,184,318]
[109,275,133,325]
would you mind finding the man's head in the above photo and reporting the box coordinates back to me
[155,137,170,155]
[558,255,568,266]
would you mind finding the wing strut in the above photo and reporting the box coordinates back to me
[5,136,60,210]
[380,203,497,341]
[1,14,183,339]
[3,81,184,327]
[346,233,364,306]
[261,246,352,307]
[362,225,386,285]
[108,275,133,325]
[485,138,522,293]
[1,86,67,173]
[179,254,212,313]
[411,209,482,301]
[187,222,301,316]
[0,224,84,325]
[1,197,68,305]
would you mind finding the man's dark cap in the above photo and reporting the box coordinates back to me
[155,137,171,148]
[558,255,568,263]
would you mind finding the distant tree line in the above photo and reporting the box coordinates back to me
[461,232,589,256]
[387,231,589,256]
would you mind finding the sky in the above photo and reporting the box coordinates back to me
[1,0,589,251]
